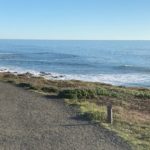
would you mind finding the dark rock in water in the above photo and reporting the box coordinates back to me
[18,74,25,77]
[59,75,64,78]
[1,69,7,71]
[53,76,58,78]
[40,71,45,75]
[24,72,33,77]
[40,72,52,76]
[50,75,64,79]
[19,72,33,78]
[17,72,32,78]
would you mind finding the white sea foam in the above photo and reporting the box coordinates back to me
[0,66,40,76]
[0,66,149,87]
[59,73,150,86]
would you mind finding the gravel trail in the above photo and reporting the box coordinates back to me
[0,82,131,150]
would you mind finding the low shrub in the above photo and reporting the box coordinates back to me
[58,89,78,99]
[6,80,15,84]
[41,86,58,93]
[58,89,94,99]
[17,82,37,90]
[58,88,118,99]
[134,91,150,99]
[96,87,109,95]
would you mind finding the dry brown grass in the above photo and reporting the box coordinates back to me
[113,106,150,124]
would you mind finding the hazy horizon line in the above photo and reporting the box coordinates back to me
[0,38,150,41]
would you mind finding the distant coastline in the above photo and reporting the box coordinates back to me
[0,69,150,89]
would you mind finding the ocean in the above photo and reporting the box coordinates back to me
[0,40,150,87]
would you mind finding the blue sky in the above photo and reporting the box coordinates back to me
[0,0,150,40]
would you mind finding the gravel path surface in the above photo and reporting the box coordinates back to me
[0,82,131,150]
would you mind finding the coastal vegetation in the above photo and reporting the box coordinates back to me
[0,72,149,150]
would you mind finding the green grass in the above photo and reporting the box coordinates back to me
[65,99,107,122]
[65,99,150,150]
[103,120,150,150]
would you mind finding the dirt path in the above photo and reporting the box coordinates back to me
[0,82,131,150]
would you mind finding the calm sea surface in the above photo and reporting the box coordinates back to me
[0,40,150,87]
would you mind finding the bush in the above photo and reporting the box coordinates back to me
[17,82,37,90]
[41,86,58,93]
[6,80,15,84]
[58,88,118,99]
[58,89,78,99]
[96,88,109,96]
[134,92,150,99]
[58,89,95,99]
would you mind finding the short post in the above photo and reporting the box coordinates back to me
[107,104,113,124]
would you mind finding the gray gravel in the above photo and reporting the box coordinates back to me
[0,82,132,150]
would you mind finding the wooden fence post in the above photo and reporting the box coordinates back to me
[107,104,113,124]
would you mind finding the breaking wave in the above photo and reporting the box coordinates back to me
[0,66,150,88]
